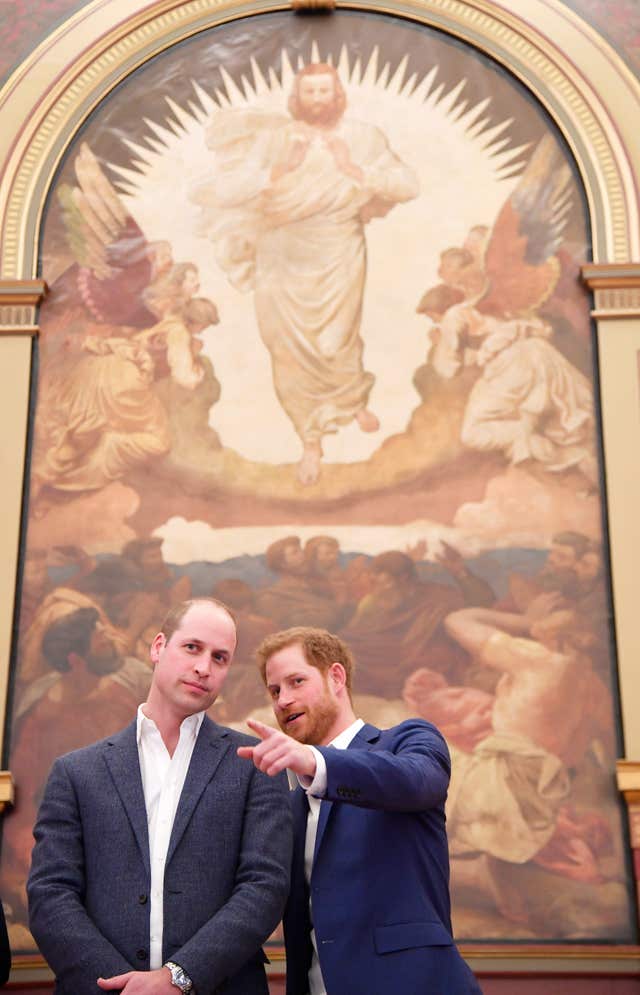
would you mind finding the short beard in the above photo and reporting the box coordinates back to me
[280,691,340,746]
[295,102,345,129]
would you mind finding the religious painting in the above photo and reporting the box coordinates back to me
[3,9,634,954]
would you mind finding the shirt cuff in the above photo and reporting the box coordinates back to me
[297,746,327,796]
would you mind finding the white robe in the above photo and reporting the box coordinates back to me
[461,317,594,470]
[195,112,418,443]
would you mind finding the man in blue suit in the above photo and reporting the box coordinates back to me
[28,598,292,995]
[239,626,481,995]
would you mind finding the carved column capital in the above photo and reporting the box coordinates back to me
[0,279,48,336]
[581,264,640,319]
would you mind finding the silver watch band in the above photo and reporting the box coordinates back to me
[164,960,193,993]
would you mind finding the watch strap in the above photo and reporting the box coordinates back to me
[164,960,193,993]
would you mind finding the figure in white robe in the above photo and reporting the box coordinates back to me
[194,63,419,483]
[431,304,596,481]
[461,315,595,477]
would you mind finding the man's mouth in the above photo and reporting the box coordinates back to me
[285,712,304,726]
[183,681,208,693]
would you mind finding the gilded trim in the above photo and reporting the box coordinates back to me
[0,0,638,277]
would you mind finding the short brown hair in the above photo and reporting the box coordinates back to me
[256,626,355,693]
[159,597,236,643]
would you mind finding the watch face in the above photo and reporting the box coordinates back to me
[167,962,191,992]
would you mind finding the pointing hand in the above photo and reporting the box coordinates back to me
[237,719,317,779]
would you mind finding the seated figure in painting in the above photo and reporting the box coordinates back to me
[32,296,217,500]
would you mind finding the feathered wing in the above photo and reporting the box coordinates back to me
[477,134,573,318]
[54,143,160,327]
[57,143,133,278]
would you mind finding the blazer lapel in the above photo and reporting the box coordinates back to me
[313,723,380,862]
[103,721,150,877]
[291,786,310,887]
[166,716,230,864]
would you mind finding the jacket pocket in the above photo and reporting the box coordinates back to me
[374,921,453,953]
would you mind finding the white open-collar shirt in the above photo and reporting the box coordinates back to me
[136,704,205,969]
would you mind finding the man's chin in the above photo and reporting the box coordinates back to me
[279,717,307,742]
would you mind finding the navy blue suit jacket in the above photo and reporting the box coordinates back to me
[28,716,292,995]
[283,719,481,995]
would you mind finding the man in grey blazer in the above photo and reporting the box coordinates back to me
[28,597,292,995]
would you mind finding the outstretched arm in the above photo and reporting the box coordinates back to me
[318,720,450,812]
[445,592,564,656]
[239,719,450,813]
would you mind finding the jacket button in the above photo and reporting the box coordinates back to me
[138,894,148,905]
[136,949,147,961]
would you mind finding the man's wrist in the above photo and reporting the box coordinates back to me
[164,961,193,993]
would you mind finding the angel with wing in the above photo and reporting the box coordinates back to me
[42,142,176,350]
[33,144,220,501]
[425,135,596,484]
[192,62,419,485]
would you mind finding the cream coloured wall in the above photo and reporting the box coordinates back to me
[0,335,32,740]
[597,317,640,758]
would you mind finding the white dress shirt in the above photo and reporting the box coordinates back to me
[298,719,364,995]
[136,705,205,969]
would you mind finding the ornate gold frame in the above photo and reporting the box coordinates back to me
[1,0,640,280]
[2,0,640,974]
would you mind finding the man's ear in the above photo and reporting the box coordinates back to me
[149,632,165,666]
[328,662,347,693]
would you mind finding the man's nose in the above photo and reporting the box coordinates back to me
[194,655,212,675]
[277,689,294,710]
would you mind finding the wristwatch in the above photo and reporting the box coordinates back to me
[164,961,193,993]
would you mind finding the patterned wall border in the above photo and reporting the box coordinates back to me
[0,0,639,287]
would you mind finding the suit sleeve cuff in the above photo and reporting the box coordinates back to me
[297,746,327,796]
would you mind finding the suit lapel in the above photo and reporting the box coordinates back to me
[103,721,150,877]
[313,723,380,863]
[166,716,230,865]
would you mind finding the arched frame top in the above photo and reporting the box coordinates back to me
[0,0,639,279]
